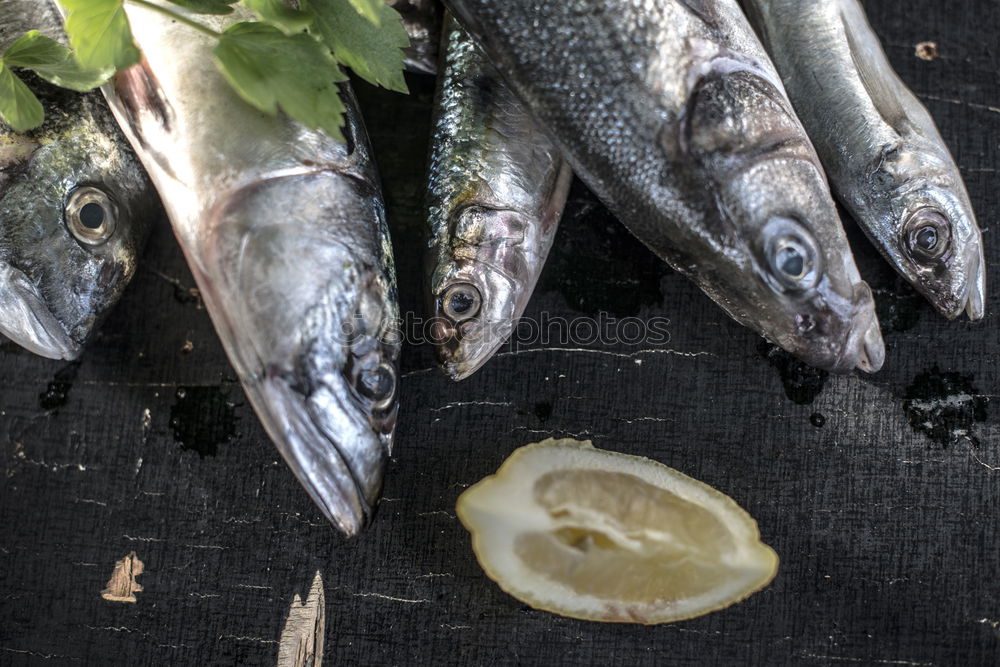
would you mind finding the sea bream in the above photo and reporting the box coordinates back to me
[742,0,986,320]
[0,0,155,360]
[95,2,400,536]
[443,0,885,373]
[427,16,571,380]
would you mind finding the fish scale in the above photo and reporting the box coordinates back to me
[444,0,885,373]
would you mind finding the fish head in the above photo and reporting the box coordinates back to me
[683,68,884,373]
[0,106,154,359]
[748,212,884,374]
[875,168,985,320]
[714,157,885,375]
[429,206,529,380]
[206,171,400,537]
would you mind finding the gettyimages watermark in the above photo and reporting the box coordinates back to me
[340,311,671,350]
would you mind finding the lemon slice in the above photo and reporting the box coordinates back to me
[456,438,779,624]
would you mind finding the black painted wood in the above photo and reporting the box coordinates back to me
[2,3,999,665]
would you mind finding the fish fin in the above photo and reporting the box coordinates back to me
[840,6,908,132]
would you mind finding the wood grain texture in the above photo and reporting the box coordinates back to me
[2,2,999,665]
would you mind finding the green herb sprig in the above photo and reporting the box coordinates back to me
[0,0,411,139]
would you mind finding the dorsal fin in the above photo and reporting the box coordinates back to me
[841,6,907,132]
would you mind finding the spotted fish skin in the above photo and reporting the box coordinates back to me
[743,0,986,321]
[93,2,401,536]
[0,0,156,360]
[444,0,885,373]
[426,16,571,380]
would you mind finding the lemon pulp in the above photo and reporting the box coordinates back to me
[457,438,779,624]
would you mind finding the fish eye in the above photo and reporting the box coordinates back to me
[354,362,397,411]
[776,244,806,279]
[903,209,951,263]
[65,186,117,246]
[762,217,821,292]
[441,283,482,322]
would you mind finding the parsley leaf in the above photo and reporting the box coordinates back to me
[345,0,383,26]
[59,0,140,72]
[243,0,313,33]
[3,31,111,92]
[214,21,348,141]
[0,64,44,132]
[306,0,409,93]
[163,0,239,15]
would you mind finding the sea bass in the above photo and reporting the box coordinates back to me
[443,0,885,373]
[427,16,571,380]
[0,0,155,360]
[100,2,400,536]
[742,0,986,320]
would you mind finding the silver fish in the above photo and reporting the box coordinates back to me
[99,2,400,536]
[0,0,155,360]
[444,0,885,373]
[427,16,571,380]
[742,0,986,320]
[390,0,443,75]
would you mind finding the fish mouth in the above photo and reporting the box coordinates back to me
[965,255,986,320]
[434,317,513,381]
[246,372,389,538]
[958,246,985,321]
[839,306,885,375]
[915,242,986,321]
[0,261,81,360]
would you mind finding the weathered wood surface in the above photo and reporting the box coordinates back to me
[2,3,999,665]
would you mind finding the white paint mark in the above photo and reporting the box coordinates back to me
[74,498,107,507]
[795,653,932,666]
[414,573,454,579]
[430,401,512,413]
[220,635,279,645]
[352,592,429,604]
[183,544,226,550]
[970,451,1000,472]
[496,346,714,361]
[615,416,675,424]
[277,571,325,667]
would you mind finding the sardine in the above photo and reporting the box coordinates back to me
[443,0,885,373]
[427,16,571,380]
[390,0,443,75]
[742,0,986,320]
[98,2,400,536]
[0,0,155,360]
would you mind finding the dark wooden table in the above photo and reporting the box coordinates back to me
[2,3,999,665]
